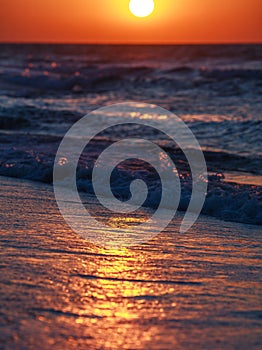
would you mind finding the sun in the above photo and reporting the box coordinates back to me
[129,0,155,18]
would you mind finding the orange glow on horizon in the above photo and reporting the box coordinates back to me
[0,0,261,43]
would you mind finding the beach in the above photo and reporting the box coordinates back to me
[0,176,261,349]
[0,44,262,349]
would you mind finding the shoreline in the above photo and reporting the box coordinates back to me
[0,172,261,227]
[0,175,261,349]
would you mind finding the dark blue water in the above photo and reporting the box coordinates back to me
[0,44,261,225]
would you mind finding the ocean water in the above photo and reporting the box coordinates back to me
[0,176,261,350]
[0,44,261,225]
[0,45,262,350]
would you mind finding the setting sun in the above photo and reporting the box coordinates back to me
[129,0,155,18]
[0,0,261,43]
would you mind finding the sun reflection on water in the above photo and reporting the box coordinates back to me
[1,177,261,349]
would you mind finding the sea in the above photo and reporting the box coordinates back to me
[0,44,262,350]
[0,44,261,225]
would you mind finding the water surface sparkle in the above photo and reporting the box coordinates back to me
[0,176,261,349]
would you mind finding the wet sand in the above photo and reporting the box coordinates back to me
[0,176,261,349]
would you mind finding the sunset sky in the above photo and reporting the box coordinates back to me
[1,0,261,43]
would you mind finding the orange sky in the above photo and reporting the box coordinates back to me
[0,0,261,43]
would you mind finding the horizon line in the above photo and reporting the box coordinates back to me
[0,41,262,46]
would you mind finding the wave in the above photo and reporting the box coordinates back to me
[200,68,262,81]
[0,104,261,159]
[0,105,82,126]
[0,44,261,226]
[0,140,261,226]
[1,63,262,96]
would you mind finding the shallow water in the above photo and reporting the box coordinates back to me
[0,176,261,349]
